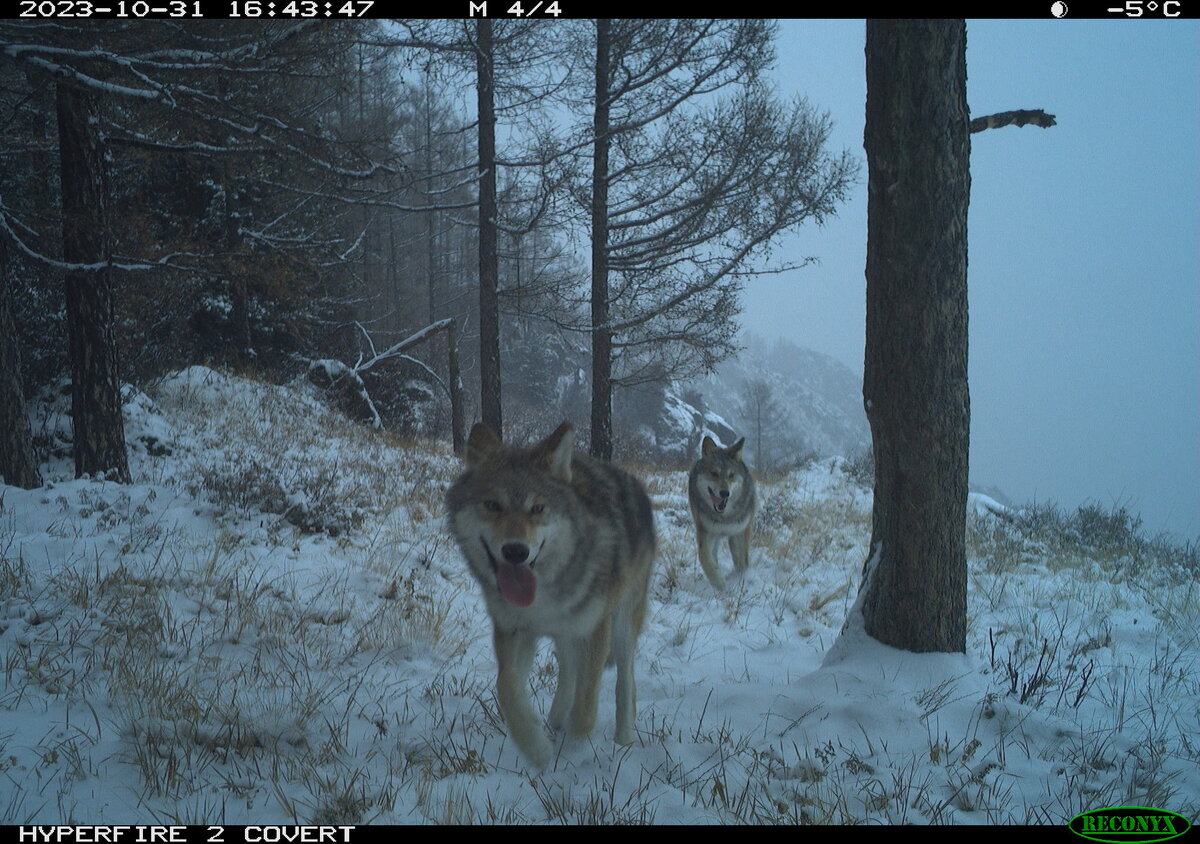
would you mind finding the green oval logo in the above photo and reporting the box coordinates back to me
[1069,806,1192,843]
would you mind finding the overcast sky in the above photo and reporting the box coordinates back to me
[745,19,1199,541]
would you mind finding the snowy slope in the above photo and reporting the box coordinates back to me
[687,333,871,461]
[0,369,1195,824]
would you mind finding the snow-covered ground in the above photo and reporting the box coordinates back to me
[1,367,1196,824]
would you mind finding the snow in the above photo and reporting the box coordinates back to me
[0,370,1196,825]
[655,389,741,461]
[968,491,1011,519]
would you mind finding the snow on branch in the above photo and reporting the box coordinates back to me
[308,318,459,432]
[259,179,480,214]
[353,318,454,375]
[0,203,208,274]
[2,33,406,182]
[4,49,166,101]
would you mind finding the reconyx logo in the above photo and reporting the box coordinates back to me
[1069,806,1192,843]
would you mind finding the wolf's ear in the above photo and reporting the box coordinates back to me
[538,421,574,482]
[466,422,502,467]
[701,436,718,458]
[727,438,746,460]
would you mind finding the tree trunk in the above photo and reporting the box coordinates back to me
[226,191,253,365]
[860,20,969,653]
[228,275,254,365]
[590,18,613,461]
[215,75,253,366]
[754,403,763,469]
[447,319,465,455]
[476,18,502,438]
[56,82,131,484]
[0,239,42,489]
[424,74,440,329]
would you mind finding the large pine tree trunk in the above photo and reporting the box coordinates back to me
[860,20,970,653]
[56,82,131,484]
[476,18,502,438]
[590,18,613,461]
[0,240,42,489]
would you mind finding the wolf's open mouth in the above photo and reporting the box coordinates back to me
[480,537,539,608]
[708,487,727,513]
[478,537,543,571]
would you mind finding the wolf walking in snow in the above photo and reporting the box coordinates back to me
[445,421,656,767]
[688,435,756,591]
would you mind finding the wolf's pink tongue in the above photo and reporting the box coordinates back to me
[710,491,726,512]
[497,562,537,608]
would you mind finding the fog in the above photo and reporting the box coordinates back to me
[744,20,1199,540]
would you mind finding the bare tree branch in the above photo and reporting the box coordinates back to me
[970,109,1056,133]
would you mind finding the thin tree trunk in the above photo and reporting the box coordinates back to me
[448,319,465,455]
[860,19,970,653]
[216,76,253,365]
[357,43,371,344]
[590,18,613,460]
[476,18,502,437]
[389,214,399,334]
[424,74,439,329]
[56,82,131,484]
[223,185,251,361]
[754,405,763,469]
[0,239,42,488]
[422,81,443,409]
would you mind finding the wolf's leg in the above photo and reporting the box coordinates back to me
[612,645,637,746]
[548,637,578,732]
[610,564,650,746]
[730,522,751,572]
[494,625,550,767]
[568,614,612,739]
[696,528,726,591]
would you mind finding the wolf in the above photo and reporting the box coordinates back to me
[688,435,756,591]
[445,421,656,767]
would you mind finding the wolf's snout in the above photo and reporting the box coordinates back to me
[719,489,730,499]
[501,542,530,564]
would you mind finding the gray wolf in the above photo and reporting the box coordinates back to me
[688,435,756,591]
[445,421,656,767]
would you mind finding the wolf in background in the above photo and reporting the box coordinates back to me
[445,422,656,767]
[688,435,756,591]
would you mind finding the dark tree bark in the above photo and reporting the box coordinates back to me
[0,240,42,489]
[860,20,969,653]
[589,18,613,461]
[56,82,131,484]
[476,19,502,438]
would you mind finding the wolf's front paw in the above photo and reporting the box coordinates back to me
[507,719,554,769]
[516,733,553,770]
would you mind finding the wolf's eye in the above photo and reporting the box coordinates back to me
[483,500,502,512]
[530,503,545,515]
